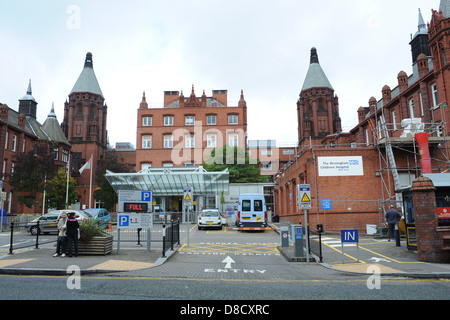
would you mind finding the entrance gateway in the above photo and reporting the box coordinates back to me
[105,166,230,223]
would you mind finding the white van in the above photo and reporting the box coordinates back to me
[236,194,267,229]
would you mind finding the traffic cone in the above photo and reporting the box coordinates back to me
[108,221,112,232]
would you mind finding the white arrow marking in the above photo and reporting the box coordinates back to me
[369,257,391,263]
[222,256,235,269]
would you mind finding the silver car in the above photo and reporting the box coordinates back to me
[26,210,92,235]
[198,209,223,230]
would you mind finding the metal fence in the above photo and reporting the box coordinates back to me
[4,216,181,257]
[4,219,58,253]
[307,225,323,263]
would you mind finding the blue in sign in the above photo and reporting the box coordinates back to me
[341,229,359,243]
[321,199,332,210]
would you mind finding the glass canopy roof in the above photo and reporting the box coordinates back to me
[105,166,229,196]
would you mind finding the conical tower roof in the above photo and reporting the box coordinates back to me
[301,48,333,91]
[42,103,70,145]
[70,52,103,97]
[440,0,450,19]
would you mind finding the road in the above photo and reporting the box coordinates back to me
[0,225,449,308]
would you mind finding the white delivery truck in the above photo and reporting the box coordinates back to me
[236,194,267,229]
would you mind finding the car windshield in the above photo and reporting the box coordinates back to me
[84,209,98,216]
[202,211,218,217]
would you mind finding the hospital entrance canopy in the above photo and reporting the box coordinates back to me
[105,166,229,196]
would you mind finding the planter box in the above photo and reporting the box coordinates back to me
[66,235,113,256]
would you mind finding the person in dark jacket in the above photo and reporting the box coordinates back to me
[66,212,80,257]
[385,205,402,241]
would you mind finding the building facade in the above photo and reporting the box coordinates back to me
[136,86,248,171]
[274,4,450,233]
[0,81,70,214]
[61,52,108,208]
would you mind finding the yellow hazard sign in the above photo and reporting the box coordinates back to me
[301,193,310,203]
[184,194,191,201]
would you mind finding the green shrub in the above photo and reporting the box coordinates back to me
[79,218,107,241]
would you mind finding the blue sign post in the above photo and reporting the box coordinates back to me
[340,229,359,263]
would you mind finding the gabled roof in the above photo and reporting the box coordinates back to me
[301,48,333,91]
[70,52,103,97]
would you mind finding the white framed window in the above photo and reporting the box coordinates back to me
[142,163,152,171]
[229,133,239,147]
[228,115,238,125]
[419,93,424,116]
[431,84,439,108]
[62,149,69,163]
[142,116,152,126]
[54,147,59,160]
[164,116,174,126]
[409,99,415,118]
[163,162,173,167]
[185,134,195,148]
[207,115,216,125]
[207,134,217,148]
[4,132,8,149]
[392,110,397,130]
[164,135,173,148]
[142,135,152,149]
[22,138,26,152]
[185,116,195,126]
[10,162,14,176]
[12,135,16,152]
[365,128,370,146]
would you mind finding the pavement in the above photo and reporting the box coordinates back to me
[1,225,450,279]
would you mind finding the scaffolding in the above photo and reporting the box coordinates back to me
[369,106,450,217]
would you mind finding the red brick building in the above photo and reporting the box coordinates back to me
[62,52,108,208]
[274,5,450,233]
[0,81,70,214]
[136,86,248,170]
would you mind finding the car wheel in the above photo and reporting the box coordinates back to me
[30,226,40,236]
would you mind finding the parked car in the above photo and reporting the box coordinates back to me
[84,208,111,228]
[198,209,222,230]
[26,210,92,235]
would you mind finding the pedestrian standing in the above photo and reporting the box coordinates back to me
[66,212,80,257]
[385,205,402,241]
[54,212,68,257]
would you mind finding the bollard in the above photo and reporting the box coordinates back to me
[9,221,14,255]
[170,219,174,251]
[162,224,166,257]
[395,223,401,247]
[280,226,289,248]
[35,220,40,249]
[137,228,142,246]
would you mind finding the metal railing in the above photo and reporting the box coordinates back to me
[162,219,180,257]
[307,225,323,263]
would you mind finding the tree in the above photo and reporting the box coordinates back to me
[45,168,79,209]
[9,144,58,209]
[203,145,269,183]
[94,150,133,211]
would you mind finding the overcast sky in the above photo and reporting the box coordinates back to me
[0,0,437,147]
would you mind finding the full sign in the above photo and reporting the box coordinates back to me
[118,190,152,213]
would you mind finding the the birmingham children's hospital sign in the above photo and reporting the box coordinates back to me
[318,156,364,177]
